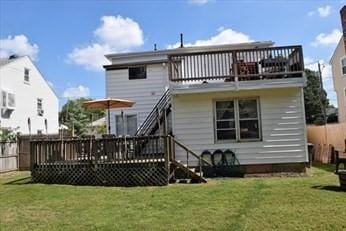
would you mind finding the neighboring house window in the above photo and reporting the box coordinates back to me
[214,98,260,142]
[129,66,146,80]
[7,93,15,108]
[1,91,7,107]
[115,114,138,136]
[342,58,346,75]
[24,68,30,82]
[37,98,44,116]
[1,91,15,108]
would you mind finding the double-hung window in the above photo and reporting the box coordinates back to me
[215,98,260,142]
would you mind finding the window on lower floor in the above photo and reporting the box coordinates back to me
[115,114,138,136]
[214,98,260,142]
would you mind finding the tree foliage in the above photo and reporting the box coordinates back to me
[59,98,105,136]
[303,69,329,124]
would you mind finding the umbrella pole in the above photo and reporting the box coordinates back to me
[108,102,111,134]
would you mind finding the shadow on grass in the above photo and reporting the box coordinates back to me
[312,185,346,192]
[4,177,33,185]
[312,163,336,173]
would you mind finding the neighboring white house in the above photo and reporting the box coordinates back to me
[330,6,346,123]
[104,41,308,173]
[0,56,59,134]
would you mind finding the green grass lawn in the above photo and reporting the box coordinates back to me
[0,164,345,231]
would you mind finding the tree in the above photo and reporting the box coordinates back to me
[303,69,329,124]
[59,98,105,136]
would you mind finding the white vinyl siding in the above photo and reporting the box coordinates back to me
[172,87,308,166]
[0,56,59,134]
[106,63,169,134]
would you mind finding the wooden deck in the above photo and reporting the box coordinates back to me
[168,45,304,83]
[30,136,170,186]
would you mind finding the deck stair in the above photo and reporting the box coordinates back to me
[167,136,213,184]
[135,89,171,136]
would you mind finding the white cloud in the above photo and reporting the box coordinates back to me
[94,16,143,49]
[68,43,112,71]
[68,15,144,71]
[311,29,342,47]
[318,5,331,17]
[308,5,331,18]
[63,85,90,98]
[167,27,253,49]
[0,35,39,60]
[304,57,332,81]
[188,0,210,6]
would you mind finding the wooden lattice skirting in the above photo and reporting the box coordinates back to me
[31,162,168,186]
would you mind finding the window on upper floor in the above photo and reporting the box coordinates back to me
[37,98,44,116]
[24,68,30,83]
[129,66,146,80]
[214,98,261,142]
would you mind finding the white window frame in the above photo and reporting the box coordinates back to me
[1,91,15,109]
[213,97,261,143]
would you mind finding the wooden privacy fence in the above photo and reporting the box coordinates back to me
[30,136,169,186]
[307,123,346,163]
[0,142,18,173]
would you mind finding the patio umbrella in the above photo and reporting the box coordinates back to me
[83,98,135,134]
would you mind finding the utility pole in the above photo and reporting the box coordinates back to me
[317,62,327,124]
[317,62,328,144]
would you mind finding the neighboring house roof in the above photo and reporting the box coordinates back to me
[330,37,344,64]
[326,107,338,116]
[0,57,19,67]
[90,117,106,127]
[0,56,58,98]
[105,41,274,62]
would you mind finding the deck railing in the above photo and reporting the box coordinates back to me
[168,45,304,82]
[30,135,166,167]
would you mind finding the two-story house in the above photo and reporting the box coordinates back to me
[104,41,308,174]
[330,6,346,123]
[0,55,59,134]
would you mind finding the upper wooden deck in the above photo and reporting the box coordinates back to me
[168,45,304,83]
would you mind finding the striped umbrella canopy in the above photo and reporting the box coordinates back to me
[83,98,135,134]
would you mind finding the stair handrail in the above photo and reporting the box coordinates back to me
[168,135,212,178]
[135,89,171,136]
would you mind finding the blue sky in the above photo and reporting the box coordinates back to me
[0,0,344,108]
